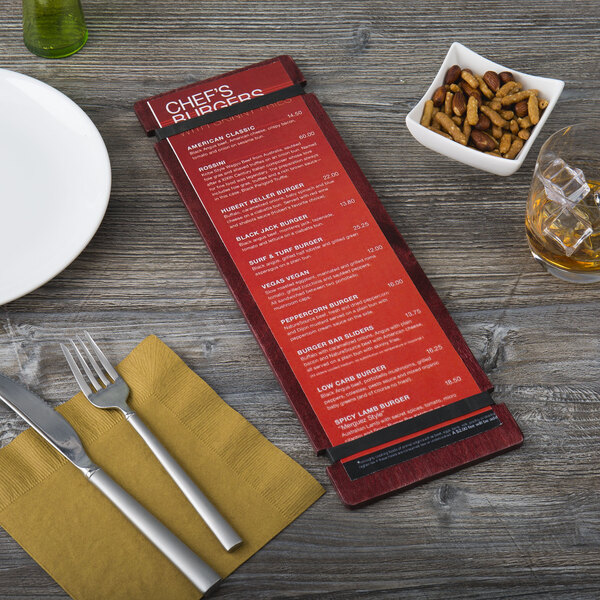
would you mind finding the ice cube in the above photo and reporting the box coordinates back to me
[544,205,593,256]
[539,158,590,206]
[585,188,600,228]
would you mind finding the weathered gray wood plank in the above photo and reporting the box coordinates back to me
[2,0,600,598]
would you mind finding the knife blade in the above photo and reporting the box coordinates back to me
[0,373,221,595]
[0,373,96,471]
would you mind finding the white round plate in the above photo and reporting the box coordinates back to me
[0,68,111,305]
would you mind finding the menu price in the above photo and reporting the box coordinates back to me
[146,62,496,476]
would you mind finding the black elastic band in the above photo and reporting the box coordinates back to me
[325,391,494,463]
[155,83,306,141]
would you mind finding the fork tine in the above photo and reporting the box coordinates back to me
[77,336,111,386]
[84,331,119,380]
[71,340,105,390]
[61,343,94,398]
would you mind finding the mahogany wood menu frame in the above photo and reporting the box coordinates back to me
[135,56,523,507]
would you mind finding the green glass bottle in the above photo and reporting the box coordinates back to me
[22,0,88,58]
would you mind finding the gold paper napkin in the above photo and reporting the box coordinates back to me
[0,335,324,599]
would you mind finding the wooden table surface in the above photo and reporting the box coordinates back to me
[2,1,600,598]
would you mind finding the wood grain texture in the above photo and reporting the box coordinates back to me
[1,0,600,598]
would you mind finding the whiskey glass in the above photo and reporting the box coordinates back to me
[526,124,600,283]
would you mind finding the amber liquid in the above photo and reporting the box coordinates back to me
[526,179,600,273]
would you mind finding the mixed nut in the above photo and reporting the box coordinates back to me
[420,65,548,159]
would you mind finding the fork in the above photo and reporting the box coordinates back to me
[61,331,243,552]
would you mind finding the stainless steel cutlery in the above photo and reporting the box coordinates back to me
[60,332,242,553]
[0,373,222,596]
[61,331,242,551]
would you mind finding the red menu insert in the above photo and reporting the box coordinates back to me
[136,57,522,502]
[167,94,491,447]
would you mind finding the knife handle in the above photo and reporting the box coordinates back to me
[128,413,243,552]
[88,468,221,596]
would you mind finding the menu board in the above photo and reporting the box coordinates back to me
[135,57,522,505]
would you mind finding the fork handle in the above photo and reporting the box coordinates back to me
[128,413,243,552]
[88,468,221,595]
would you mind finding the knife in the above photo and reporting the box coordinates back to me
[0,373,221,596]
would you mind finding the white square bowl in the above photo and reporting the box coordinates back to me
[405,42,564,176]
